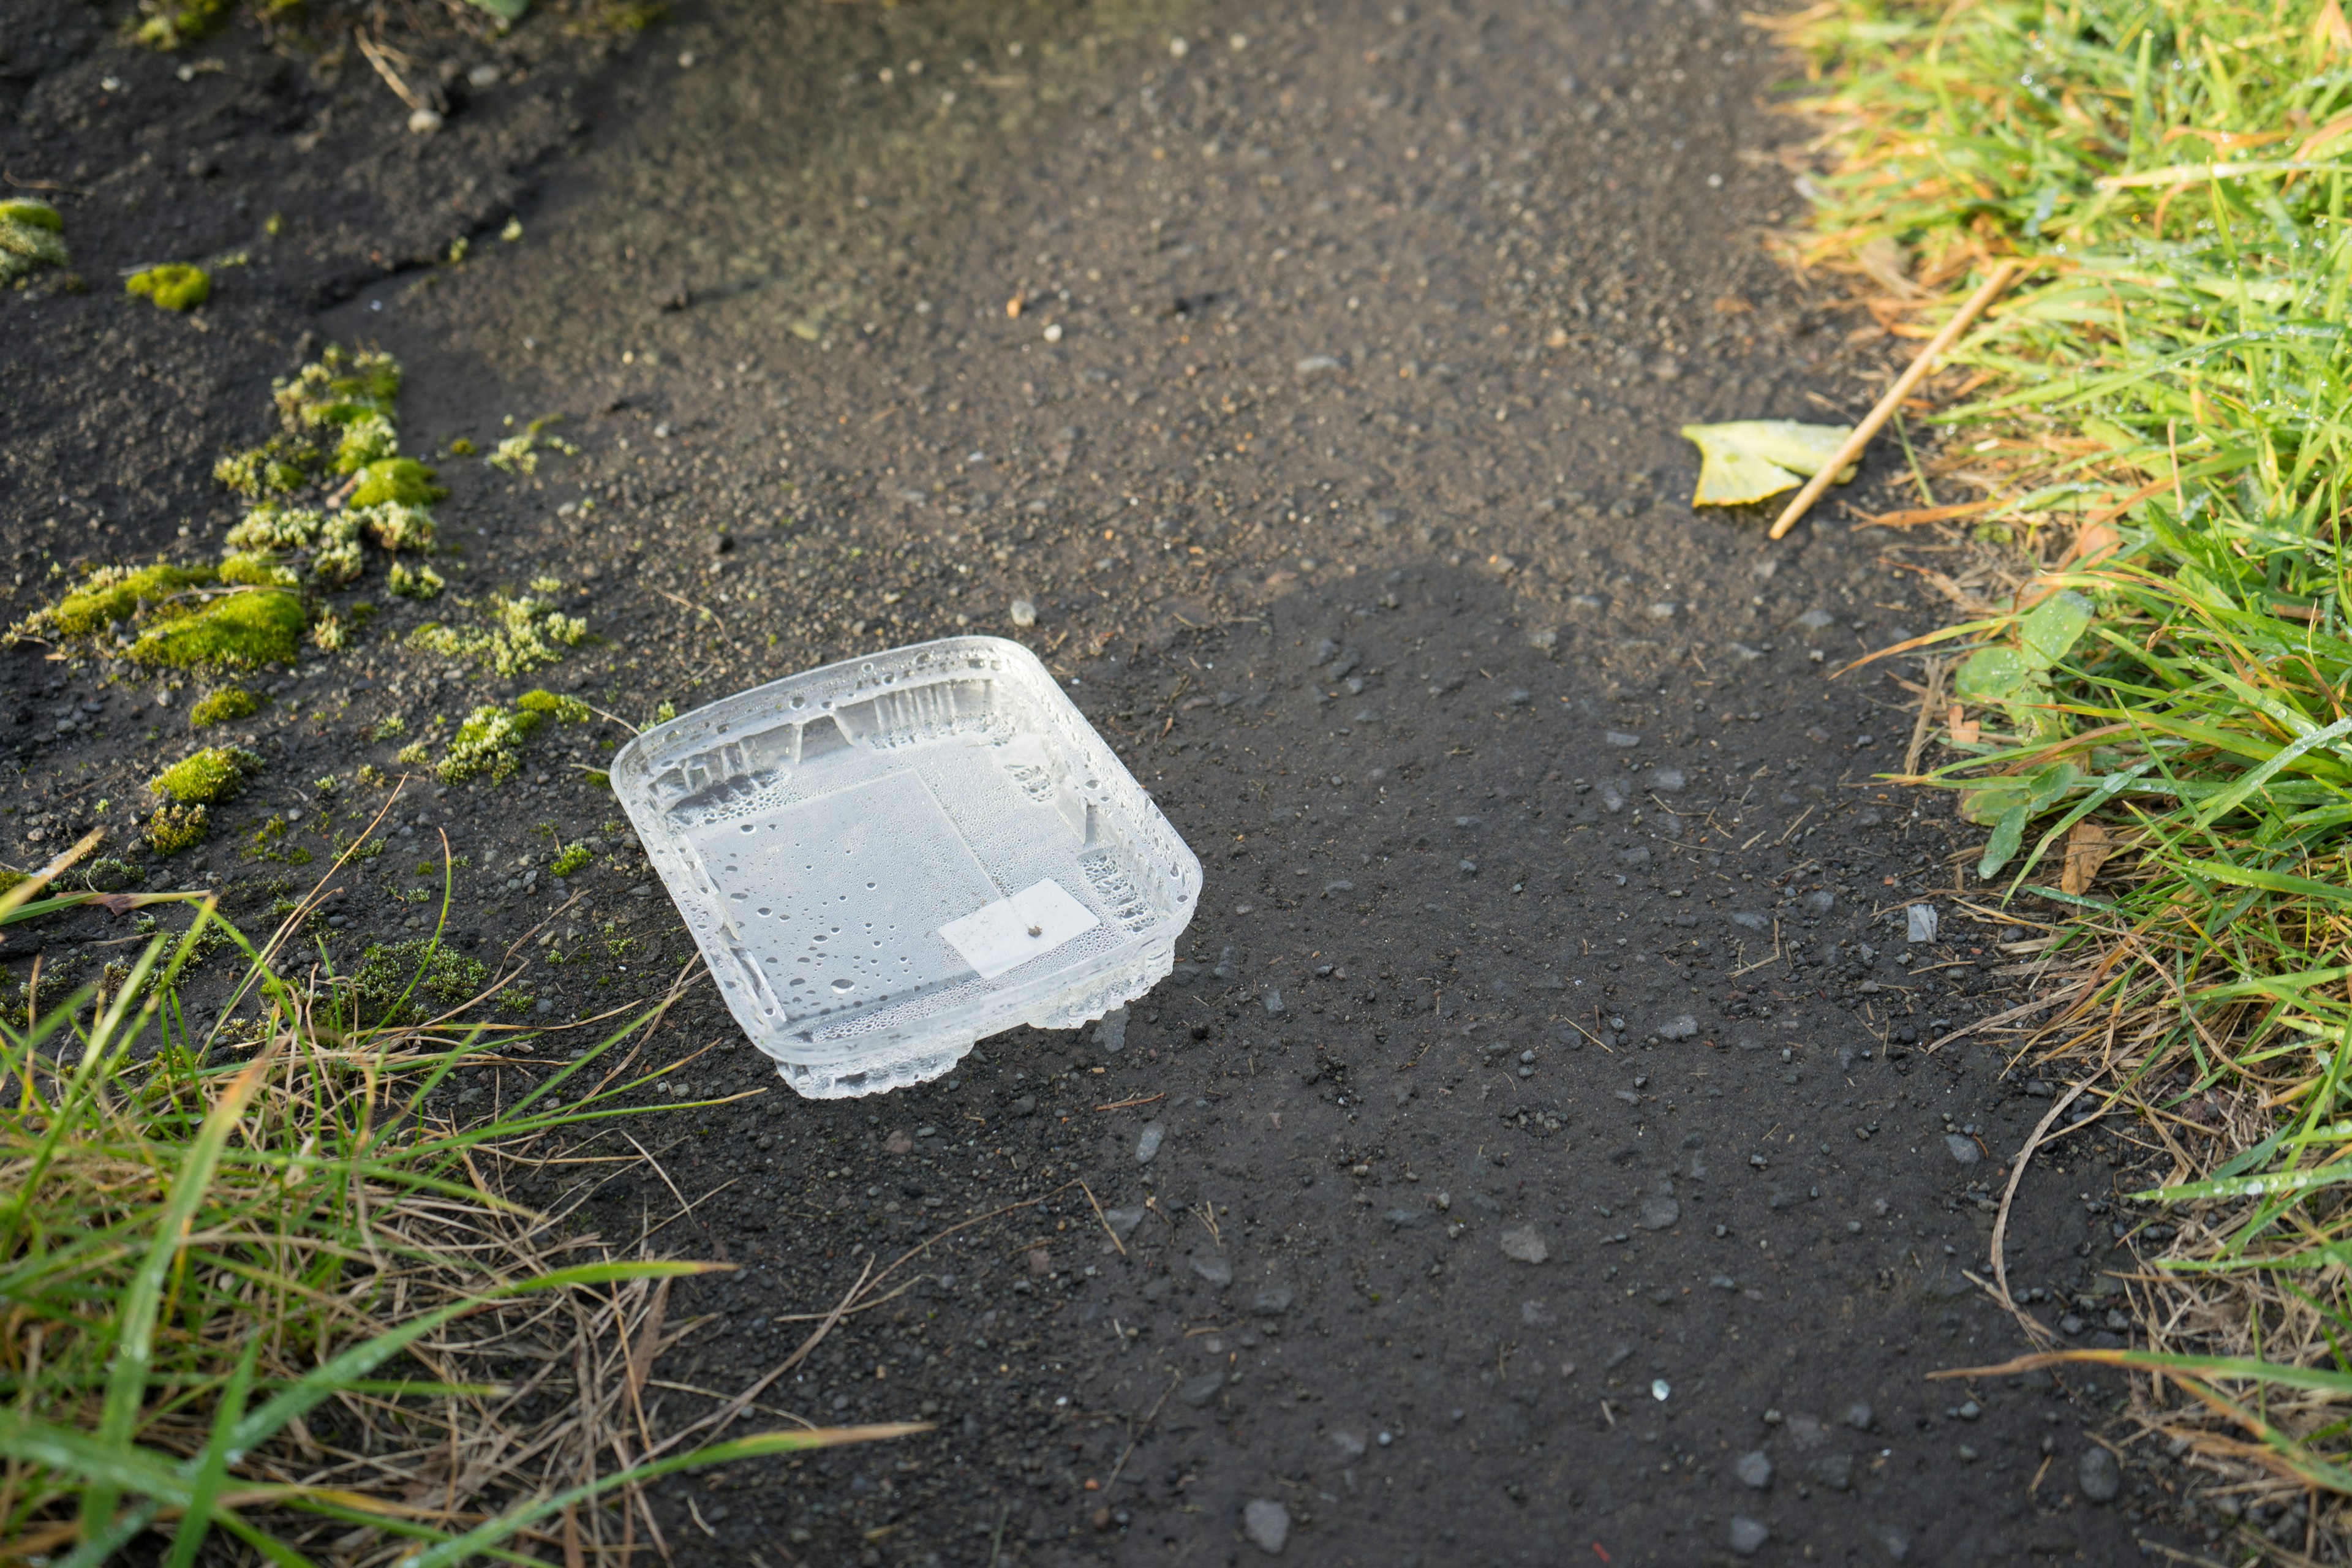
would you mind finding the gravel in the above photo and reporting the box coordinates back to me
[2078,1446,2121,1502]
[1497,1224,1549,1264]
[1734,1450,1773,1488]
[1243,1498,1292,1554]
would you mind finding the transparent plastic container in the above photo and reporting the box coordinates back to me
[608,636,1202,1098]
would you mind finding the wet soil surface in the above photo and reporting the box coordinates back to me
[4,0,2199,1562]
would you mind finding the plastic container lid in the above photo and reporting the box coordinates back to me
[609,636,1201,1097]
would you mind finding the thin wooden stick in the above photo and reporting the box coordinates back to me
[1770,257,2029,540]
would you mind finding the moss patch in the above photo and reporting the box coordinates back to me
[347,458,447,509]
[217,551,299,588]
[388,562,444,600]
[46,563,214,638]
[21,343,450,666]
[213,442,310,499]
[189,688,262,728]
[150,746,261,806]
[516,688,593,724]
[130,0,232,48]
[275,346,401,432]
[125,263,211,311]
[354,501,436,553]
[488,434,540,475]
[143,802,209,854]
[351,938,491,1025]
[332,413,400,475]
[224,503,364,586]
[439,704,545,783]
[83,858,141,893]
[409,592,588,676]
[129,590,306,670]
[0,200,69,285]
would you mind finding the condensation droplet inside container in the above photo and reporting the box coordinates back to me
[609,636,1202,1098]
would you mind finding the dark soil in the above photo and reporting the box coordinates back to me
[4,0,2204,1563]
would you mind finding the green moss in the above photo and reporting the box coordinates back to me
[82,858,141,894]
[217,552,298,588]
[213,442,310,498]
[408,593,588,676]
[355,501,436,553]
[550,842,593,877]
[274,347,401,432]
[352,938,492,1025]
[0,200,61,233]
[332,413,401,473]
[439,704,544,783]
[130,0,232,49]
[0,200,69,286]
[143,802,209,854]
[224,503,326,552]
[568,0,669,36]
[189,687,261,728]
[347,458,447,508]
[488,434,540,475]
[224,504,364,586]
[388,562,444,600]
[244,815,311,864]
[129,590,306,670]
[448,437,478,456]
[149,746,261,805]
[125,263,211,311]
[46,563,214,637]
[516,689,593,723]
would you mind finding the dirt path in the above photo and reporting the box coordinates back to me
[4,0,2186,1561]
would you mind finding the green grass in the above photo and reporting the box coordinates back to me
[1780,0,2352,1525]
[0,843,918,1564]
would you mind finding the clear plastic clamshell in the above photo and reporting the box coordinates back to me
[608,637,1202,1098]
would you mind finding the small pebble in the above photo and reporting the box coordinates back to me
[2078,1446,2120,1502]
[1497,1224,1548,1264]
[1242,1498,1289,1555]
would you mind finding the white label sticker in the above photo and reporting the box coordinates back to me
[938,879,1099,980]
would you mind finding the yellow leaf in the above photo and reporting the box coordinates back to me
[1679,420,1856,507]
